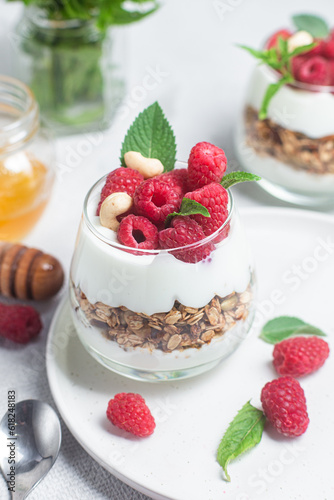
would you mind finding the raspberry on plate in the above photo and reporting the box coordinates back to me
[273,336,329,377]
[297,56,329,85]
[97,167,144,214]
[159,216,214,263]
[187,142,227,190]
[117,214,159,250]
[261,377,309,437]
[134,177,181,224]
[185,183,229,237]
[266,29,292,50]
[106,393,155,437]
[158,168,189,196]
[0,302,42,344]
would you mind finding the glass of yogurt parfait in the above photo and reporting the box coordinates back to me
[235,15,334,207]
[70,170,254,381]
[69,103,258,381]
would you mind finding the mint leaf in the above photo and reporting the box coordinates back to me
[240,35,318,120]
[217,402,265,482]
[165,198,210,226]
[293,324,327,337]
[259,74,294,120]
[292,14,330,38]
[260,316,326,344]
[278,37,289,64]
[289,42,317,57]
[238,45,281,69]
[120,102,176,172]
[238,45,270,61]
[221,172,260,189]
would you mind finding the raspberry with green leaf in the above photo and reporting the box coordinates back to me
[185,183,229,237]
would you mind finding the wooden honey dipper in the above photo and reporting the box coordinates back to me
[0,241,64,301]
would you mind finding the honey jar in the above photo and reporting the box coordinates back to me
[0,75,55,241]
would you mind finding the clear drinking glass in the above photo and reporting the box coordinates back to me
[235,64,334,207]
[69,166,255,381]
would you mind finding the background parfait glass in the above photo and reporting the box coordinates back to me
[235,63,334,207]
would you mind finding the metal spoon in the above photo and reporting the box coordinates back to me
[0,400,61,500]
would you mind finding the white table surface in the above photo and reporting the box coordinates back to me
[0,0,333,499]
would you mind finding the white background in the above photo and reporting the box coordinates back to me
[0,0,333,499]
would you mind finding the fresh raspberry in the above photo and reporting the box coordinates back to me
[261,377,309,437]
[308,39,326,57]
[329,61,334,85]
[0,302,42,344]
[184,183,229,237]
[297,56,329,85]
[158,168,189,196]
[187,142,227,190]
[117,214,158,250]
[323,34,334,59]
[134,178,181,225]
[291,55,308,79]
[97,167,144,214]
[159,216,214,263]
[266,29,292,50]
[106,393,155,437]
[273,336,329,377]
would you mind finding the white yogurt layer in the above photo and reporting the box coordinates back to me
[247,65,334,139]
[70,186,253,316]
[235,123,334,194]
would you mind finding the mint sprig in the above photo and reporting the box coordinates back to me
[7,0,159,31]
[292,14,330,38]
[217,401,265,482]
[240,34,316,119]
[260,316,326,344]
[165,198,210,226]
[221,172,261,189]
[120,102,176,172]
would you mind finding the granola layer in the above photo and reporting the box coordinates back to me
[245,105,334,175]
[74,285,253,353]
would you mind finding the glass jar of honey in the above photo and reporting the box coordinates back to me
[0,75,55,241]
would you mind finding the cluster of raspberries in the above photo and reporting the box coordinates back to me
[106,337,330,439]
[97,142,229,263]
[260,336,329,437]
[267,29,334,85]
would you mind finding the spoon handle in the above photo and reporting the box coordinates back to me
[11,491,27,500]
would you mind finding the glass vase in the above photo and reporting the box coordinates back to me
[13,6,126,135]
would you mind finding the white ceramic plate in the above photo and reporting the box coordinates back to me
[46,208,334,500]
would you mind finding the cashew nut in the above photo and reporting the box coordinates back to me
[99,192,133,232]
[287,31,313,54]
[124,151,164,178]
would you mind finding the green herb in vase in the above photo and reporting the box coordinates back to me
[7,0,159,134]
